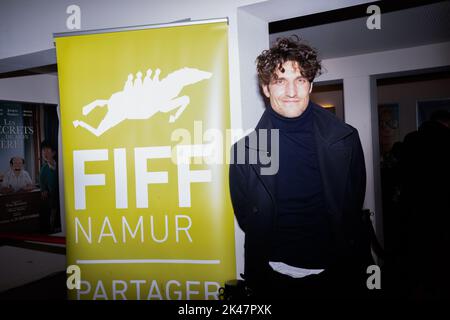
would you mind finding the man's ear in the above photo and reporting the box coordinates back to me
[309,82,314,94]
[262,85,270,98]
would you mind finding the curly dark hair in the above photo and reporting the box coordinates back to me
[256,37,322,86]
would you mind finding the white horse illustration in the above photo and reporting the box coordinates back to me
[73,67,212,136]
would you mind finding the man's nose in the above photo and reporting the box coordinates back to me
[285,81,297,97]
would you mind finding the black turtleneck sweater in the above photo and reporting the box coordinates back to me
[268,103,333,269]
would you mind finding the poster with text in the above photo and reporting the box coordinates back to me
[55,20,235,300]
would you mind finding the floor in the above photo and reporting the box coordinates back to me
[0,237,66,300]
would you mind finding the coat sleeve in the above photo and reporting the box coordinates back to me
[348,129,374,265]
[229,145,252,233]
[350,129,366,211]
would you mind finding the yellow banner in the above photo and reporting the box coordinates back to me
[55,21,235,300]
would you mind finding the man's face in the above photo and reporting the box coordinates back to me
[11,158,24,174]
[262,61,312,118]
[42,147,55,162]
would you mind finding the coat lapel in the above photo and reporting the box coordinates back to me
[246,110,277,201]
[312,104,352,220]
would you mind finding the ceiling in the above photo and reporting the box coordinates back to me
[270,0,450,59]
[1,0,449,78]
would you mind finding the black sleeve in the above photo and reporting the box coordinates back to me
[349,130,374,265]
[229,146,252,233]
[350,129,366,211]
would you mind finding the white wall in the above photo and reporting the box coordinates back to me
[237,8,269,130]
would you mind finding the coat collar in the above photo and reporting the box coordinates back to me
[245,101,353,151]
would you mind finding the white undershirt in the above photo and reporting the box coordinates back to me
[269,261,324,278]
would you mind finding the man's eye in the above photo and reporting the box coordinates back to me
[298,78,307,84]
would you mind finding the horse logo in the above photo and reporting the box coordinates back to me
[73,67,212,136]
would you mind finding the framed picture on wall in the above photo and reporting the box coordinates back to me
[0,100,59,233]
[378,103,400,160]
[417,98,450,128]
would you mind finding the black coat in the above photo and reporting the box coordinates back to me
[229,102,372,285]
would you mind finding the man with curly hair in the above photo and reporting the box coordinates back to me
[229,38,372,299]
